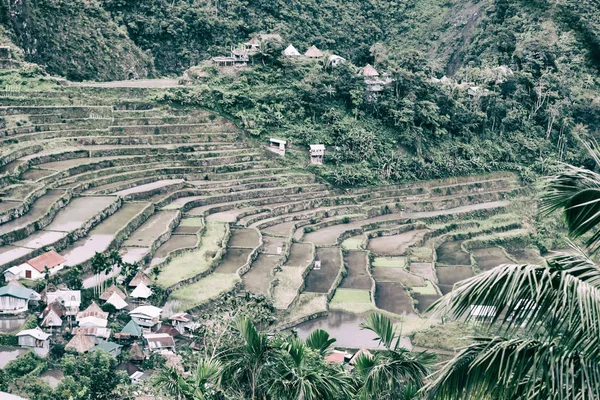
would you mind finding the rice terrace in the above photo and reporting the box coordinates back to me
[0,75,536,348]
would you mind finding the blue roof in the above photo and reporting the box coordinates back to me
[0,285,35,300]
[93,341,121,353]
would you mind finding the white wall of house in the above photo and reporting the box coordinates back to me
[0,296,28,314]
[18,335,49,357]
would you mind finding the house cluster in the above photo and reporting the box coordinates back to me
[265,139,326,166]
[211,34,348,70]
[2,263,199,386]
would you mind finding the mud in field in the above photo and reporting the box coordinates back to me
[119,247,149,264]
[151,235,198,263]
[214,248,253,273]
[372,267,424,287]
[375,282,417,316]
[340,251,372,290]
[436,265,475,294]
[262,236,287,255]
[63,234,114,267]
[21,168,56,181]
[507,248,542,265]
[113,179,184,196]
[242,253,280,295]
[294,310,410,350]
[228,228,260,248]
[284,243,313,268]
[12,230,67,249]
[262,221,296,237]
[413,293,440,314]
[367,229,429,256]
[123,210,178,247]
[304,247,342,293]
[0,190,65,235]
[436,240,471,265]
[206,208,252,222]
[0,200,20,213]
[45,196,117,232]
[409,263,437,282]
[471,247,513,271]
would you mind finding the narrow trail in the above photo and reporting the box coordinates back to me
[69,79,181,88]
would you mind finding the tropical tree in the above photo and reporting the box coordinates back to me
[265,335,354,400]
[153,358,223,400]
[355,313,434,400]
[424,150,600,399]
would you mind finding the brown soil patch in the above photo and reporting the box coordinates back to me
[340,251,372,290]
[436,240,471,265]
[375,282,417,316]
[228,228,260,248]
[372,268,424,286]
[367,229,430,256]
[215,248,253,273]
[304,247,342,293]
[242,253,280,295]
[471,247,513,271]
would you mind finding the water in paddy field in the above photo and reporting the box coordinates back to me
[293,310,412,350]
[0,317,25,333]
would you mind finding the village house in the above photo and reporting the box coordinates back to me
[144,333,176,351]
[304,45,324,58]
[309,144,325,165]
[129,305,162,329]
[17,327,50,357]
[129,271,152,288]
[169,312,196,334]
[93,341,122,357]
[72,326,112,344]
[244,36,261,52]
[116,319,143,340]
[329,54,346,68]
[100,284,127,301]
[65,332,96,353]
[283,44,300,57]
[45,288,81,316]
[362,64,385,93]
[0,285,40,314]
[40,301,65,329]
[106,292,128,310]
[211,56,236,67]
[130,281,152,301]
[4,250,66,281]
[77,302,109,328]
[266,138,287,156]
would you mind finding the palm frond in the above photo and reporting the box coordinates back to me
[305,329,336,356]
[360,313,396,349]
[428,251,600,358]
[542,162,600,252]
[425,336,600,400]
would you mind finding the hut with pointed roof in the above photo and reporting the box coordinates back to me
[129,342,145,362]
[362,64,379,77]
[100,285,127,301]
[118,319,143,339]
[40,301,65,328]
[283,44,300,57]
[77,301,109,321]
[304,45,324,58]
[130,282,152,300]
[106,292,128,310]
[129,271,152,288]
[93,341,122,357]
[65,333,95,353]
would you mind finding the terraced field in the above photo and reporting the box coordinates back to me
[0,85,535,345]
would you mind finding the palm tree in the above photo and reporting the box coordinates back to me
[424,151,600,399]
[265,336,354,400]
[153,358,223,400]
[355,313,434,400]
[220,316,272,400]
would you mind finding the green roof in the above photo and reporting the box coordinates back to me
[93,341,121,353]
[0,285,35,300]
[121,320,143,336]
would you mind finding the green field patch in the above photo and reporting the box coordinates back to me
[168,273,240,313]
[372,257,406,268]
[179,217,203,227]
[156,221,227,288]
[341,235,365,250]
[331,289,371,304]
[410,280,438,295]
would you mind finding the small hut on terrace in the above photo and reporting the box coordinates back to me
[283,44,300,57]
[304,46,324,58]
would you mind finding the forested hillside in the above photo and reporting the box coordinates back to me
[1,0,600,184]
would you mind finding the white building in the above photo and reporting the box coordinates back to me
[17,327,50,357]
[329,54,346,68]
[72,327,112,344]
[129,305,162,328]
[169,312,197,334]
[4,250,66,281]
[266,138,287,156]
[0,285,40,314]
[40,301,65,328]
[309,144,325,165]
[105,292,128,310]
[283,44,300,57]
[45,290,81,316]
[130,282,152,300]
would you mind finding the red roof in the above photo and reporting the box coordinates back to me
[247,36,260,45]
[363,64,379,77]
[324,351,346,364]
[27,250,66,272]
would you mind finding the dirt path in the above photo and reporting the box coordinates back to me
[69,79,180,88]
